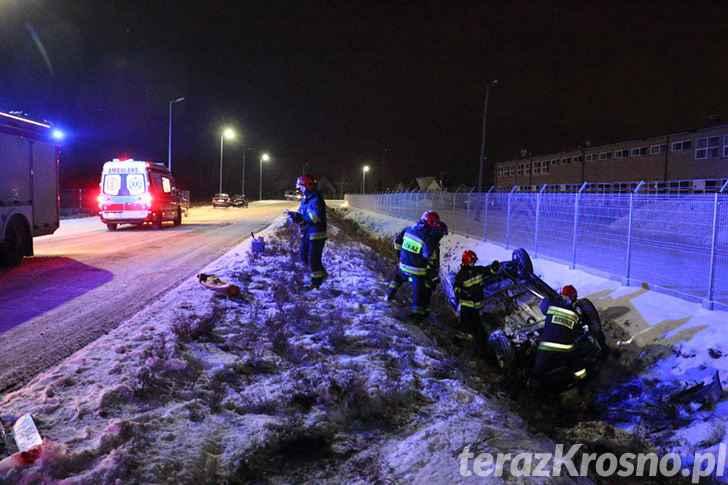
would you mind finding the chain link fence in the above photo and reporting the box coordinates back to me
[347,179,728,311]
[60,188,98,217]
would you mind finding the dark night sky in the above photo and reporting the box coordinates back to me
[2,1,728,198]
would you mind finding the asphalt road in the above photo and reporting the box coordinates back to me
[0,201,297,393]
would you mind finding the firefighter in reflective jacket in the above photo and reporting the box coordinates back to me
[453,250,500,339]
[528,285,587,391]
[286,174,327,289]
[422,220,448,314]
[385,211,441,322]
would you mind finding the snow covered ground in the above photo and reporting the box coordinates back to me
[1,204,728,483]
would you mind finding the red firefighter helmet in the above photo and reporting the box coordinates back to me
[296,174,317,191]
[420,210,440,228]
[434,221,448,236]
[560,285,578,301]
[462,249,478,265]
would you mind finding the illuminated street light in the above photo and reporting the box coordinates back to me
[362,165,370,194]
[219,128,235,193]
[259,153,269,200]
[168,97,184,171]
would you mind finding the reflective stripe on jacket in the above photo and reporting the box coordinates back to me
[297,189,327,240]
[397,222,436,276]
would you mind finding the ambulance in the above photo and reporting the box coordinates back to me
[98,158,183,231]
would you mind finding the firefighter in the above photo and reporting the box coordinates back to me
[285,174,327,290]
[422,220,448,315]
[385,210,442,322]
[453,250,500,341]
[527,285,587,393]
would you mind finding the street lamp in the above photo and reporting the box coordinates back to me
[362,165,370,194]
[219,128,234,194]
[168,97,184,171]
[242,148,252,196]
[259,153,269,200]
[478,80,498,192]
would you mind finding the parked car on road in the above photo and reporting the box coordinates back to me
[212,193,231,208]
[231,194,248,208]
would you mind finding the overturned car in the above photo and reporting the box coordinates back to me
[444,248,608,377]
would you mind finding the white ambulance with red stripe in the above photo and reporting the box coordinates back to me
[98,158,183,231]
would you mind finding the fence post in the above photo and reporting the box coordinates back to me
[571,182,588,269]
[453,187,460,212]
[704,181,728,309]
[466,188,474,237]
[624,181,644,284]
[506,185,517,249]
[534,184,547,258]
[483,186,493,241]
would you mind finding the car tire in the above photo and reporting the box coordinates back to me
[512,248,533,277]
[0,216,28,267]
[106,223,117,231]
[577,298,608,352]
[489,330,515,369]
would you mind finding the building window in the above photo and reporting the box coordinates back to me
[509,165,515,176]
[533,161,541,174]
[599,151,612,160]
[561,157,570,164]
[724,135,728,158]
[524,163,531,175]
[497,167,503,177]
[542,163,550,174]
[551,159,558,166]
[517,163,524,175]
[572,155,583,163]
[696,136,720,159]
[650,144,667,155]
[614,149,628,159]
[630,147,647,157]
[671,140,692,151]
[585,154,596,162]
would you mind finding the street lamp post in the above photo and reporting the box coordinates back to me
[478,80,498,192]
[242,148,252,196]
[362,165,370,194]
[168,97,184,171]
[259,153,269,200]
[219,128,234,194]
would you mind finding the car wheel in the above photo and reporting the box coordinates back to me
[512,248,533,276]
[489,330,515,369]
[106,223,118,231]
[577,298,608,351]
[0,216,28,267]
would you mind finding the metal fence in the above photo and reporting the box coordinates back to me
[346,179,728,311]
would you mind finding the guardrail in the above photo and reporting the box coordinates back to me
[347,180,728,311]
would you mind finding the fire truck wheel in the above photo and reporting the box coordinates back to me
[0,216,28,266]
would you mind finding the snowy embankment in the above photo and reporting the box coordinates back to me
[3,204,728,483]
[338,205,728,482]
[1,212,574,484]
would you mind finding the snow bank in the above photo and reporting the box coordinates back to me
[1,214,570,483]
[338,204,728,482]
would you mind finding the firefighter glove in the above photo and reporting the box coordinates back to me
[287,211,303,224]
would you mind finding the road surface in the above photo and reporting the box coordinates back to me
[0,201,296,393]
